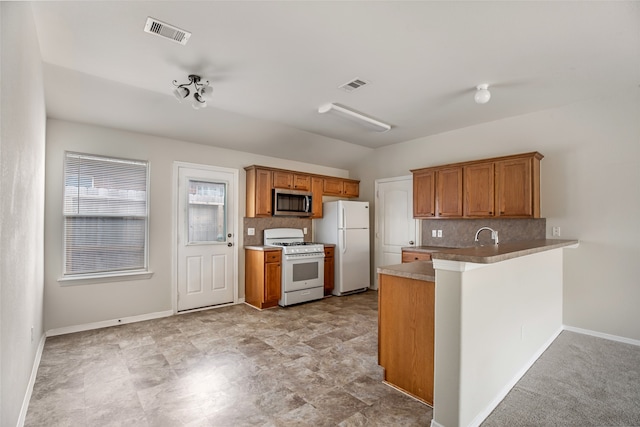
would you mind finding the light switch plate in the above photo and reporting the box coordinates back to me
[437,230,443,238]
[432,230,437,237]
[303,228,308,235]
[248,228,255,236]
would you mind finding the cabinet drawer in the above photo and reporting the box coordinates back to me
[402,251,432,263]
[265,251,281,263]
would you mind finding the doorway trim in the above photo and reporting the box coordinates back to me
[373,175,421,290]
[172,161,240,314]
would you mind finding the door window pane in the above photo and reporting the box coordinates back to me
[188,180,226,243]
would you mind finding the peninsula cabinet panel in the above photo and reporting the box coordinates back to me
[464,162,495,217]
[413,170,435,218]
[378,273,434,405]
[496,156,539,218]
[436,167,463,217]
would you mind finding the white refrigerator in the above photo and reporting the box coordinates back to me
[315,200,370,296]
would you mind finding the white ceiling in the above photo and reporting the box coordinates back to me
[30,1,640,169]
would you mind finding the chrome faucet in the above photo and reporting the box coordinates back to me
[474,227,499,245]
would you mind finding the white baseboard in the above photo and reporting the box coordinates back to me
[466,326,563,427]
[563,325,640,347]
[17,333,46,427]
[46,310,174,337]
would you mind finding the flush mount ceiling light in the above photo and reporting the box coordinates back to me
[474,84,491,104]
[318,103,391,132]
[172,75,210,110]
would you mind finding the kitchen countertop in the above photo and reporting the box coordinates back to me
[378,261,435,282]
[401,246,453,253]
[430,239,578,264]
[244,245,282,251]
[378,239,578,280]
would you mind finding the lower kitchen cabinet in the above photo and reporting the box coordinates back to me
[245,248,281,309]
[323,246,335,296]
[378,273,434,405]
[401,250,432,263]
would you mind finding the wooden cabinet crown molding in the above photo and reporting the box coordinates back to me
[411,152,543,220]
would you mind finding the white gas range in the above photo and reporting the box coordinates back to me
[264,228,325,306]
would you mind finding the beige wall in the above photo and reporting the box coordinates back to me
[351,90,640,341]
[44,119,348,331]
[0,3,47,426]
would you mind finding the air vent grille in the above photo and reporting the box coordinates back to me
[144,17,191,45]
[339,78,369,92]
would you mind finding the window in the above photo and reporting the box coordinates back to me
[63,152,149,278]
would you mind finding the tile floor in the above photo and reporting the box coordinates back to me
[25,291,433,426]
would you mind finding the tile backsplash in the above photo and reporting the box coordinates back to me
[243,217,313,246]
[420,218,546,248]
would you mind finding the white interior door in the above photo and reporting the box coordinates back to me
[176,165,237,311]
[374,176,420,289]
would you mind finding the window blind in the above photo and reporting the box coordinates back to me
[63,152,149,276]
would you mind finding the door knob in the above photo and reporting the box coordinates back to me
[227,242,233,247]
[227,233,232,238]
[409,240,415,245]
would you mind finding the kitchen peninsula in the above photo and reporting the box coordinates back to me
[378,239,578,427]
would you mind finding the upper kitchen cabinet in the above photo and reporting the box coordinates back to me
[273,171,311,191]
[436,167,463,217]
[323,178,360,198]
[495,154,542,218]
[412,152,543,219]
[413,169,435,218]
[245,166,273,217]
[464,162,495,217]
[245,165,360,218]
[311,176,324,218]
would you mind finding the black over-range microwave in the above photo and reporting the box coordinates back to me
[272,189,313,217]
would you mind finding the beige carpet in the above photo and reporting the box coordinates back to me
[482,330,640,426]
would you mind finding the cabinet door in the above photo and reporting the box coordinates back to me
[496,158,532,217]
[324,247,335,295]
[323,178,343,196]
[343,180,359,197]
[464,162,495,217]
[292,174,311,191]
[272,171,293,189]
[264,260,281,304]
[436,167,463,217]
[255,168,273,217]
[311,177,324,218]
[413,170,435,218]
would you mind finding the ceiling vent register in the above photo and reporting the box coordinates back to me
[339,78,369,92]
[144,17,191,45]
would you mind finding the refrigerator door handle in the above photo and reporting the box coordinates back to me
[341,229,347,253]
[341,207,346,230]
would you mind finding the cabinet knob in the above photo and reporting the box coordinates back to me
[227,242,233,247]
[409,240,415,245]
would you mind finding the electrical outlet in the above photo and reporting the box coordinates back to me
[437,230,443,238]
[552,226,561,237]
[303,228,308,235]
[248,228,255,236]
[432,230,437,237]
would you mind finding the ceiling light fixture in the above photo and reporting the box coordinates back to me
[173,75,210,110]
[318,103,391,132]
[474,84,491,104]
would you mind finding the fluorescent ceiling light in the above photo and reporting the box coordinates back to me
[318,103,391,132]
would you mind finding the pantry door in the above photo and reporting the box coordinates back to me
[374,176,420,289]
[176,164,237,311]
